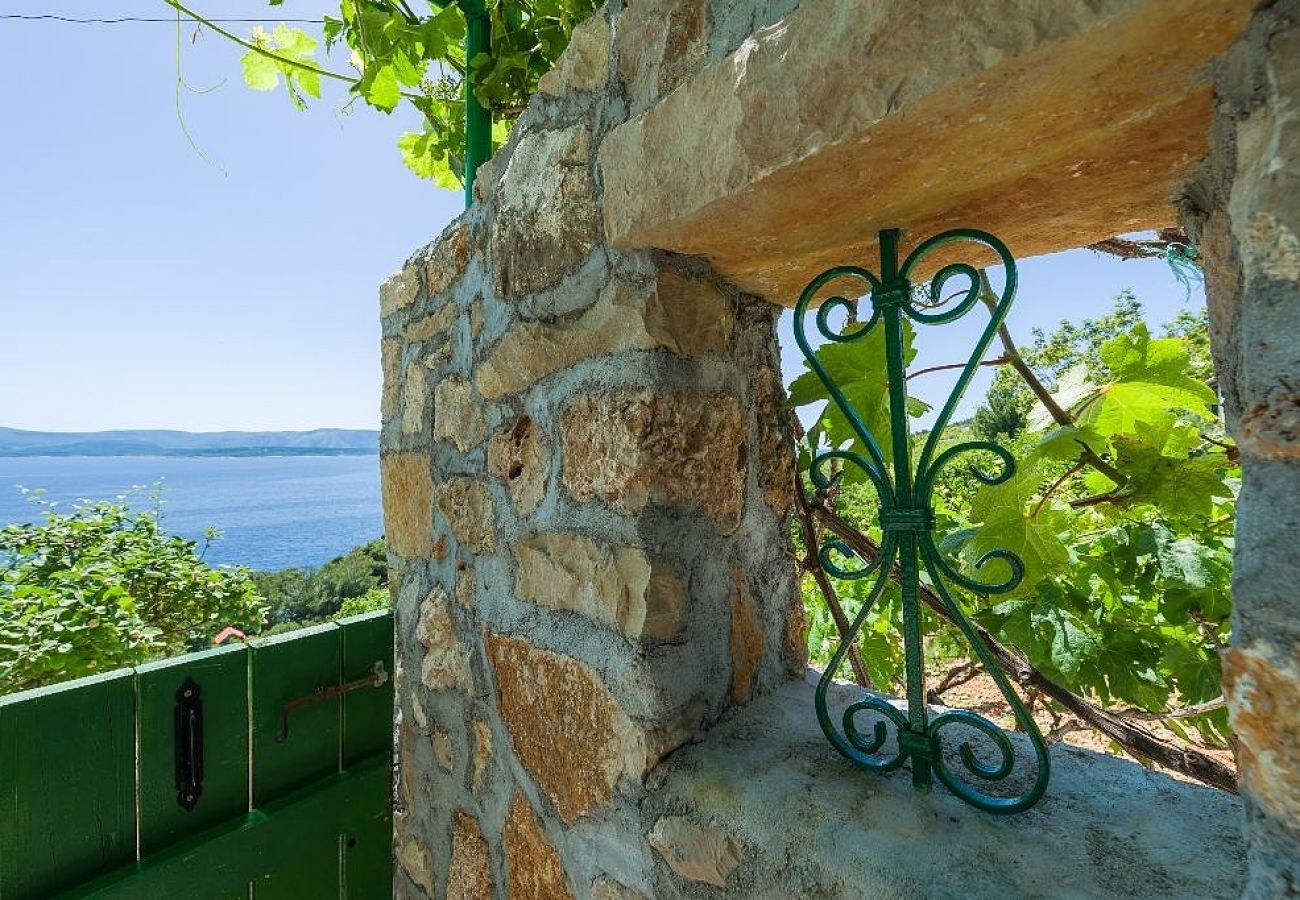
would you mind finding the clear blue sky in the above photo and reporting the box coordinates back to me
[0,3,1203,432]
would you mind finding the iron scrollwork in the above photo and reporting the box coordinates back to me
[795,228,1050,813]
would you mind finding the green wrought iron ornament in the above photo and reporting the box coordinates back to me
[795,228,1050,813]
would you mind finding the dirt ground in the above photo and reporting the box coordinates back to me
[934,668,1237,789]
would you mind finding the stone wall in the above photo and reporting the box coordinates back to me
[378,0,1298,895]
[1181,0,1300,894]
[379,3,806,895]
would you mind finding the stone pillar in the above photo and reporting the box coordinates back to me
[377,12,804,897]
[1182,1,1300,894]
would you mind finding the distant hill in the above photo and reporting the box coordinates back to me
[0,427,380,457]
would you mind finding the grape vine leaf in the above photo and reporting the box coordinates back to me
[788,318,925,472]
[241,26,322,110]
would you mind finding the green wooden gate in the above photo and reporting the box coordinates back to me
[0,610,394,899]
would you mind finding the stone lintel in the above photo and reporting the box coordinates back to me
[600,0,1256,302]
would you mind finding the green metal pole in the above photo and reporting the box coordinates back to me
[460,0,491,207]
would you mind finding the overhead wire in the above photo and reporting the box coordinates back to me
[1,14,321,24]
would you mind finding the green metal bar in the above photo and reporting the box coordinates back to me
[61,756,389,899]
[461,0,491,206]
[795,227,1051,814]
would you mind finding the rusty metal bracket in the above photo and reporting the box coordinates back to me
[274,660,388,744]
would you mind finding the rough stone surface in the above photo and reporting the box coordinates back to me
[600,0,1257,302]
[416,585,471,692]
[646,268,733,356]
[643,570,688,641]
[397,837,435,896]
[381,337,401,421]
[447,812,492,900]
[645,677,1245,897]
[486,633,646,822]
[1223,642,1300,835]
[504,793,574,899]
[648,816,742,888]
[562,389,746,530]
[471,719,491,793]
[1180,5,1300,893]
[486,417,550,517]
[618,0,709,115]
[423,223,472,298]
[406,301,459,343]
[436,477,496,554]
[477,280,642,399]
[431,727,453,773]
[454,566,475,608]
[491,123,599,298]
[401,363,427,435]
[432,377,487,452]
[592,877,650,900]
[513,532,651,638]
[729,571,764,704]
[538,12,609,97]
[381,264,420,318]
[381,453,434,558]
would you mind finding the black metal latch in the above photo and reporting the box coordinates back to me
[274,660,388,744]
[174,678,203,811]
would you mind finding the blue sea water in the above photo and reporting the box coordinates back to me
[0,456,383,571]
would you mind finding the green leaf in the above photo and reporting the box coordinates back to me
[364,65,401,111]
[787,319,921,470]
[241,51,280,91]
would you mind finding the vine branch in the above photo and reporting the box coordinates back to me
[977,271,1129,490]
[809,499,1238,794]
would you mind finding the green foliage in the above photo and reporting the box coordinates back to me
[971,368,1031,442]
[0,491,266,694]
[337,586,393,619]
[793,292,1235,745]
[223,0,597,183]
[251,539,388,627]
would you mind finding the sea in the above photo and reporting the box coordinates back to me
[0,456,383,571]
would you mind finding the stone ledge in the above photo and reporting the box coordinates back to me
[643,676,1245,898]
[599,0,1256,302]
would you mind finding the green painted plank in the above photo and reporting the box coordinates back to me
[64,756,388,899]
[136,643,250,858]
[339,610,394,766]
[0,669,137,899]
[338,611,394,898]
[250,623,341,805]
[253,838,341,899]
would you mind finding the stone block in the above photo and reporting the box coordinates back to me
[561,389,746,531]
[1223,641,1300,827]
[406,301,459,343]
[538,13,609,96]
[490,123,600,298]
[648,816,741,888]
[424,223,472,298]
[487,417,550,516]
[382,453,435,558]
[436,477,497,554]
[398,837,435,896]
[381,264,420,319]
[513,532,651,637]
[617,0,708,113]
[416,585,470,692]
[432,377,487,452]
[643,570,688,641]
[504,793,574,899]
[486,633,646,822]
[448,812,492,900]
[401,362,427,435]
[381,337,402,422]
[476,280,654,400]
